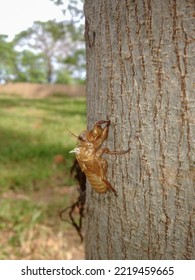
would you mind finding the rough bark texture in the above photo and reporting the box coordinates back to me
[84,0,195,259]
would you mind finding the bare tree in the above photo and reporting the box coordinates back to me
[84,0,195,259]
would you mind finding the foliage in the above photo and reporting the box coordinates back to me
[55,69,75,84]
[0,0,85,84]
[0,35,18,82]
[51,0,84,23]
[14,50,47,83]
[14,20,85,83]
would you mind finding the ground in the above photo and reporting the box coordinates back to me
[0,184,85,260]
[0,84,86,259]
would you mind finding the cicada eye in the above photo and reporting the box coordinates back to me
[77,134,88,146]
[78,135,83,141]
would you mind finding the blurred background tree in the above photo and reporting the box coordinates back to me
[51,0,84,23]
[0,35,18,82]
[14,50,47,83]
[0,0,85,84]
[50,0,85,83]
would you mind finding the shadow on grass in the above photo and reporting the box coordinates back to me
[0,125,73,162]
[0,125,75,191]
[0,94,86,119]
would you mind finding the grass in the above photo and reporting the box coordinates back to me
[0,93,86,191]
[0,92,86,259]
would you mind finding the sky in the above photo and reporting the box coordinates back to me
[0,0,66,39]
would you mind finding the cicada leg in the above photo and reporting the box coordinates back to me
[95,146,130,196]
[101,147,131,155]
[97,156,117,196]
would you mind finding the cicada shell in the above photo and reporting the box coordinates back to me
[70,120,130,196]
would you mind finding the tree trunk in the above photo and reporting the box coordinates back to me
[84,0,195,259]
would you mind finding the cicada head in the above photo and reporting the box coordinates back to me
[77,131,93,148]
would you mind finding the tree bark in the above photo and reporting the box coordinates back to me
[84,0,195,259]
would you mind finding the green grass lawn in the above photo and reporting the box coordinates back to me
[0,92,86,259]
[0,93,86,191]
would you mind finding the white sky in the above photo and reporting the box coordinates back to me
[0,0,66,39]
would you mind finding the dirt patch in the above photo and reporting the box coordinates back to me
[0,226,84,260]
[0,186,85,260]
[0,82,86,98]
